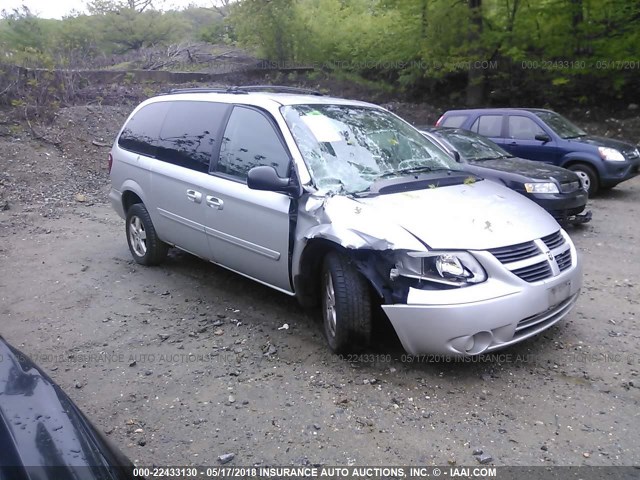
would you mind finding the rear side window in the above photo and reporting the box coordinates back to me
[216,106,290,180]
[441,115,468,128]
[470,115,503,137]
[156,101,229,173]
[507,115,546,140]
[118,102,170,157]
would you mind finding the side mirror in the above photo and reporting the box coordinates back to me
[453,151,461,162]
[535,133,551,143]
[247,166,301,197]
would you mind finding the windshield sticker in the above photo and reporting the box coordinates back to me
[301,115,344,142]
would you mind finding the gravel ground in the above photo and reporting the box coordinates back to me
[0,105,639,469]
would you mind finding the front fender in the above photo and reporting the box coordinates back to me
[559,153,603,175]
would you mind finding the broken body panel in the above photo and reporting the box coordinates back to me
[292,182,581,356]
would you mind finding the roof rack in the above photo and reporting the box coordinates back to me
[165,87,247,95]
[235,85,324,96]
[165,85,324,96]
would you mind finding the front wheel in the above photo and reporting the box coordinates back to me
[126,203,168,266]
[321,251,372,353]
[567,163,599,195]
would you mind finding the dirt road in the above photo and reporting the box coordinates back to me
[0,106,639,467]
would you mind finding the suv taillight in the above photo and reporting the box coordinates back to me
[108,153,113,173]
[435,115,444,127]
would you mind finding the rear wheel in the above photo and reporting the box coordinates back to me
[126,203,168,265]
[321,251,372,353]
[567,163,599,195]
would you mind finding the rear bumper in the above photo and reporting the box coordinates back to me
[109,188,125,219]
[382,250,582,356]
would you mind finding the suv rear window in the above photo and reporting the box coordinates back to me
[440,115,468,128]
[470,115,503,137]
[156,101,229,173]
[118,102,170,157]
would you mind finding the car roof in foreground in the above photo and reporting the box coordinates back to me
[147,90,379,110]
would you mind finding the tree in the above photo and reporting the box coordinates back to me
[229,0,300,63]
[466,0,484,105]
[99,8,180,52]
[86,0,158,14]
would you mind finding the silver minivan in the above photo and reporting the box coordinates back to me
[109,86,582,356]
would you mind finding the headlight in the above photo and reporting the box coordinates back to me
[390,251,487,287]
[598,146,625,162]
[524,182,559,194]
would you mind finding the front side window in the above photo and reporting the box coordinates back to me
[118,102,170,157]
[156,101,228,173]
[470,115,503,137]
[508,115,546,140]
[282,104,461,193]
[216,107,290,180]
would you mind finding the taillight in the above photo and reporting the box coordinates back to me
[108,153,113,173]
[435,115,444,127]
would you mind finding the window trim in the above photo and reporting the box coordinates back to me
[210,104,295,184]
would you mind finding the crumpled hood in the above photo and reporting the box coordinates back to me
[355,180,559,250]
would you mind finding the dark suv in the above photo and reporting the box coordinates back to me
[436,108,640,194]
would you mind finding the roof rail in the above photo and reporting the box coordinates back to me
[234,85,324,96]
[165,87,248,95]
[165,85,324,96]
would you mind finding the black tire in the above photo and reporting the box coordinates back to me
[321,251,372,353]
[125,203,168,266]
[567,163,599,195]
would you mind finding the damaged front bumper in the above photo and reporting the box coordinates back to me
[381,251,583,356]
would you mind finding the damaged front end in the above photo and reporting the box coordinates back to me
[291,193,488,307]
[291,193,581,357]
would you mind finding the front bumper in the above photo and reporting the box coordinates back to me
[600,158,640,187]
[381,248,582,356]
[527,190,588,222]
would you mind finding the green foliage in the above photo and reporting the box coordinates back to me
[226,0,640,105]
[1,0,639,106]
[97,8,185,53]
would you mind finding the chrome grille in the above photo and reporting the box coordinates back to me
[559,181,580,194]
[542,231,565,250]
[511,261,552,282]
[555,249,572,271]
[489,241,540,263]
[623,147,639,159]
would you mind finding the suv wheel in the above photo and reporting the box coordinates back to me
[321,251,372,353]
[126,203,168,265]
[567,163,599,195]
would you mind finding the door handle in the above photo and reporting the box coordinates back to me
[186,189,202,203]
[206,195,224,210]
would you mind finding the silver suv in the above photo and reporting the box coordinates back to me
[109,86,582,356]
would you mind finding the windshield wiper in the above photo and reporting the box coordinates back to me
[349,187,377,198]
[472,155,513,161]
[563,134,587,139]
[377,165,447,179]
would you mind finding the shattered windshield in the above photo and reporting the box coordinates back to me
[282,104,462,193]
